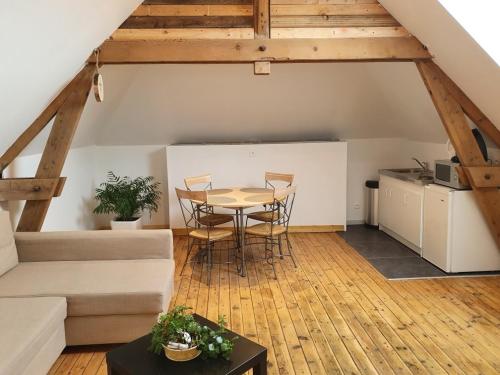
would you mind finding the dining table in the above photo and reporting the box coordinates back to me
[203,187,275,277]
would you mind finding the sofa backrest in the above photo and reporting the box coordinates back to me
[0,211,18,276]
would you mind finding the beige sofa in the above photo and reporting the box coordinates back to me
[0,211,175,373]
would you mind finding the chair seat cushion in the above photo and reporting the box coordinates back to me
[198,213,233,226]
[0,259,174,317]
[245,223,286,237]
[189,228,233,241]
[0,297,66,375]
[247,210,280,222]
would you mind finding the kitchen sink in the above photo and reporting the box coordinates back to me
[387,168,424,174]
[380,168,434,185]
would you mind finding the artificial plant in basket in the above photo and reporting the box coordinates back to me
[150,305,236,361]
[94,171,161,229]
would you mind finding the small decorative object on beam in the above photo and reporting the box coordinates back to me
[254,61,270,75]
[93,49,104,102]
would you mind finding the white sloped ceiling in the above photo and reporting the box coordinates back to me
[379,0,500,131]
[0,0,142,155]
[80,62,446,146]
[1,0,497,156]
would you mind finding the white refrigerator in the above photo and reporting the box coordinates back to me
[422,184,499,273]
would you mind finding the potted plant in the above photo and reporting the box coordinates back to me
[94,171,161,230]
[150,306,235,362]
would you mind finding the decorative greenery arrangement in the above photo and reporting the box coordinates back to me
[150,305,236,360]
[94,171,161,221]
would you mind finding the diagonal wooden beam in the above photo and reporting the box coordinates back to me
[16,68,94,232]
[416,60,500,248]
[0,65,95,174]
[422,61,500,147]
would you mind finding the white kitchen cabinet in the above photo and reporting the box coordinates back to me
[423,184,500,272]
[378,175,424,252]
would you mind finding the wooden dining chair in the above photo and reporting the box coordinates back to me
[244,186,297,278]
[247,172,295,253]
[176,188,235,283]
[184,174,234,227]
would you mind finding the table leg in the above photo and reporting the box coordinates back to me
[235,209,240,249]
[253,358,267,375]
[239,208,246,277]
[107,363,118,375]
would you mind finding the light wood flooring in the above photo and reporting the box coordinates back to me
[50,233,500,374]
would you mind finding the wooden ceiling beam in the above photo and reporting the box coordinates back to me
[416,60,500,248]
[271,4,388,16]
[0,177,66,201]
[132,4,253,17]
[421,61,500,147]
[254,0,270,39]
[0,65,95,174]
[91,37,430,64]
[17,70,93,232]
[120,15,253,28]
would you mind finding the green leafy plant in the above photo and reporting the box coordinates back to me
[150,305,236,360]
[94,171,161,221]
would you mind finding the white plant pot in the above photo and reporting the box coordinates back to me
[110,217,143,230]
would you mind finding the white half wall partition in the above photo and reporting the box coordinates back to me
[166,142,347,230]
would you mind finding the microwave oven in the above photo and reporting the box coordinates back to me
[433,160,468,190]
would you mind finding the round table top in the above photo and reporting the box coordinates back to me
[205,187,274,209]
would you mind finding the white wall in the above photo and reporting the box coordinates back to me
[167,142,347,229]
[3,140,497,231]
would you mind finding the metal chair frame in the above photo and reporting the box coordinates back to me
[251,172,295,260]
[176,188,236,284]
[244,186,297,278]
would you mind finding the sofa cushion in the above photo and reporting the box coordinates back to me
[0,210,18,277]
[0,297,67,375]
[0,259,174,316]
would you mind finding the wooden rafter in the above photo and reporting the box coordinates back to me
[91,36,430,64]
[0,65,95,175]
[254,0,270,39]
[0,177,66,201]
[17,67,94,232]
[422,62,500,147]
[416,60,500,248]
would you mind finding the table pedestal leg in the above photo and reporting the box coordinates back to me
[239,208,246,277]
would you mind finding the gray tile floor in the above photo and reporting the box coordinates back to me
[338,225,447,279]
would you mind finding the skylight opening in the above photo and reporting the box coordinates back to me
[439,0,500,65]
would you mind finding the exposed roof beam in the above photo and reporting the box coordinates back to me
[0,65,95,174]
[91,37,431,64]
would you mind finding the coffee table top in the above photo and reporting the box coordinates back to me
[106,314,267,375]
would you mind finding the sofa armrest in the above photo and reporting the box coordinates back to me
[15,229,174,262]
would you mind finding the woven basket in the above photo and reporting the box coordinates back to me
[163,344,201,362]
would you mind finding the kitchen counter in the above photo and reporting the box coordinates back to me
[379,168,434,186]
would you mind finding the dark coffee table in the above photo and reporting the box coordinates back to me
[106,314,267,375]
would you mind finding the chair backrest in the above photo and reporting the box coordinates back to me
[274,186,296,228]
[175,188,208,229]
[184,174,212,190]
[265,172,294,189]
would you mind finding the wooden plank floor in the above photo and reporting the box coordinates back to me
[50,233,500,374]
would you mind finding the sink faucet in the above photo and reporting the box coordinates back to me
[412,157,429,172]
